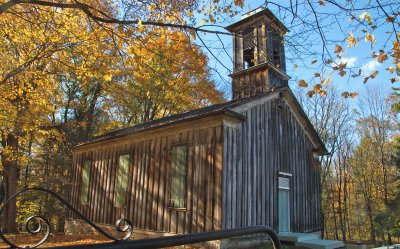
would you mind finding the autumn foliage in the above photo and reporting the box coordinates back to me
[0,0,232,233]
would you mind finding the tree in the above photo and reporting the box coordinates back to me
[296,84,354,239]
[356,89,399,243]
[103,29,224,128]
[0,0,227,233]
[0,6,66,232]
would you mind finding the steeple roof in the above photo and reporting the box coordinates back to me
[225,7,289,33]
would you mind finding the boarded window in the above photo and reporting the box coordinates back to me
[115,154,130,207]
[169,145,187,208]
[80,160,91,205]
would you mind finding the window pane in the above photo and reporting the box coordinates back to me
[115,154,130,206]
[170,145,187,208]
[80,160,91,204]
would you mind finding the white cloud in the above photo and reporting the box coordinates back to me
[338,57,358,67]
[361,60,380,73]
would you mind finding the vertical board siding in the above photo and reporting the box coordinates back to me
[69,125,223,234]
[223,99,321,232]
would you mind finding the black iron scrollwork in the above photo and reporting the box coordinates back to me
[0,187,134,248]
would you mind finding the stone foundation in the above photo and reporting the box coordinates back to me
[220,235,274,249]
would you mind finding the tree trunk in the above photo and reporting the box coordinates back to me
[2,161,18,233]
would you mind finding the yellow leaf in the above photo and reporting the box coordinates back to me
[318,90,327,96]
[387,67,395,74]
[104,74,112,81]
[293,64,298,70]
[365,33,375,43]
[347,32,359,48]
[359,12,372,24]
[318,1,326,6]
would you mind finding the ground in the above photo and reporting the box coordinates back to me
[0,233,217,248]
[0,233,112,248]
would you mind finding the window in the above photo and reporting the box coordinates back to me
[271,30,282,68]
[115,154,130,207]
[169,145,187,209]
[273,49,280,68]
[243,28,255,69]
[80,159,91,205]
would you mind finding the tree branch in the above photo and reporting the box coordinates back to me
[0,0,233,36]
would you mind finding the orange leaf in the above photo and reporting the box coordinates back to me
[370,71,378,79]
[298,79,308,87]
[334,45,343,54]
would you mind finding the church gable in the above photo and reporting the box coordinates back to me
[221,89,323,231]
[227,88,326,155]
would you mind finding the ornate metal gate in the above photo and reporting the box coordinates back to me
[0,187,281,249]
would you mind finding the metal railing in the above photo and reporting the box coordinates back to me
[0,187,281,249]
[49,225,281,249]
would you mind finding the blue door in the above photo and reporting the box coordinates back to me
[278,189,289,232]
[278,176,290,232]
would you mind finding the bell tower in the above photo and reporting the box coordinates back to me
[226,8,290,100]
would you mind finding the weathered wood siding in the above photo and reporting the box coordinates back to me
[68,124,223,234]
[232,67,269,99]
[222,98,321,232]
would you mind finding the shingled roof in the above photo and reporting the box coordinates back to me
[74,91,260,148]
[74,87,327,155]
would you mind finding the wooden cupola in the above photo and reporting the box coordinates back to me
[226,7,290,100]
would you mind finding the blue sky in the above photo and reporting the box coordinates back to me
[196,0,399,100]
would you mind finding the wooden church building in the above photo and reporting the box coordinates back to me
[68,8,327,235]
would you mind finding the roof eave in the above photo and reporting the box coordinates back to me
[71,108,245,150]
[225,8,289,33]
